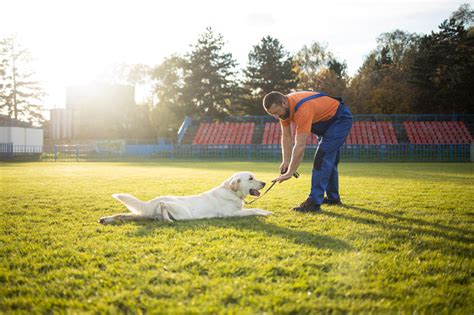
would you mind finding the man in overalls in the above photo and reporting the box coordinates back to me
[263,91,353,212]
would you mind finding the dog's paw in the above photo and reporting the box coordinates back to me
[98,216,112,224]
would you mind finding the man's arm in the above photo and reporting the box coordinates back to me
[287,133,308,175]
[281,124,293,165]
[272,133,308,183]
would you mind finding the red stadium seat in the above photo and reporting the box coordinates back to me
[403,121,472,144]
[191,122,256,145]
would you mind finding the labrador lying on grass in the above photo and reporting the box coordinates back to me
[99,172,272,224]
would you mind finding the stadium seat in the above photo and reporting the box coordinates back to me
[403,121,472,144]
[345,121,398,145]
[192,122,256,144]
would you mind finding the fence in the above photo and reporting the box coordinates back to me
[0,143,471,162]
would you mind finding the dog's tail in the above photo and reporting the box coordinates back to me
[112,194,147,215]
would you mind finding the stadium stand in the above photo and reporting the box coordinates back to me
[403,121,472,144]
[18,114,470,162]
[262,122,319,145]
[262,121,398,145]
[192,122,255,145]
[191,119,472,146]
[346,122,398,145]
[262,122,280,145]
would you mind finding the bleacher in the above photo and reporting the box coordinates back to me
[192,122,255,145]
[24,115,471,162]
[194,121,402,145]
[262,123,280,145]
[346,122,398,145]
[262,123,322,145]
[404,121,472,144]
[188,117,473,145]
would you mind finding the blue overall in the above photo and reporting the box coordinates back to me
[294,93,353,205]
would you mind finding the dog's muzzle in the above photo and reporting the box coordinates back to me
[249,182,265,196]
[249,189,261,197]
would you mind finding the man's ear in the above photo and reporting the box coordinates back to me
[229,178,241,192]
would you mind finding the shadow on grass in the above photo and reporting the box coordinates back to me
[346,205,474,238]
[118,217,351,251]
[321,204,473,256]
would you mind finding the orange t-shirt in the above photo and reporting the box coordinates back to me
[280,91,340,135]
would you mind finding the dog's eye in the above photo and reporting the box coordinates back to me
[249,177,253,180]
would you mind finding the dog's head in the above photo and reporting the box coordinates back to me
[223,171,266,199]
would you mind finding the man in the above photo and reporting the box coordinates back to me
[263,91,353,212]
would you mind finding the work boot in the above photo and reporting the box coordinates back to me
[322,197,343,206]
[292,197,321,212]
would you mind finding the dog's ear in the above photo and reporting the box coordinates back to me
[229,178,241,192]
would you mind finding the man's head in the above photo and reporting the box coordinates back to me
[263,91,290,120]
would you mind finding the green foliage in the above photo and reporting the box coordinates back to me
[294,41,349,97]
[97,63,162,139]
[410,6,474,114]
[150,55,186,138]
[181,27,239,119]
[349,30,419,114]
[1,162,473,313]
[240,36,298,115]
[349,4,474,115]
[0,34,45,125]
[125,105,156,140]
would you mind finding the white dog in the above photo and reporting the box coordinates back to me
[99,171,272,224]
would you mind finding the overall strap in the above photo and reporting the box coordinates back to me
[294,93,328,113]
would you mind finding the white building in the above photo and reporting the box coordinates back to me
[0,115,43,153]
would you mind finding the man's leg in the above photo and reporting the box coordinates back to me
[310,147,338,205]
[326,149,340,201]
[310,108,352,205]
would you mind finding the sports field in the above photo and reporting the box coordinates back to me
[1,162,473,313]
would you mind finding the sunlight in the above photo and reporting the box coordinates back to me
[12,0,207,108]
[1,0,465,109]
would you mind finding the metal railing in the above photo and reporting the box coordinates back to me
[0,143,471,162]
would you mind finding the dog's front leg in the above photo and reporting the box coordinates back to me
[235,209,273,217]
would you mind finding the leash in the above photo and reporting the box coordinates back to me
[244,181,277,205]
[245,171,299,205]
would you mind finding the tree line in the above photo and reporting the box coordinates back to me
[0,4,472,139]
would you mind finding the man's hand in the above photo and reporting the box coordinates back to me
[272,172,293,183]
[279,161,290,174]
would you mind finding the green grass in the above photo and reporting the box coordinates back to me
[1,161,473,314]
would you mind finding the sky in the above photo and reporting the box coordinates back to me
[1,0,470,108]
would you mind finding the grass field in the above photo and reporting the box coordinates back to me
[1,161,473,314]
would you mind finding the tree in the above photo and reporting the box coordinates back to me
[376,30,419,67]
[294,41,348,97]
[98,63,156,139]
[348,30,419,114]
[181,27,239,119]
[99,63,152,86]
[150,55,186,138]
[240,36,297,115]
[450,3,474,25]
[0,34,45,124]
[410,4,474,114]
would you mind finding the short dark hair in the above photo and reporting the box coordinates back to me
[263,91,286,111]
